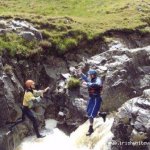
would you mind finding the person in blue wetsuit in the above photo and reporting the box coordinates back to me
[81,69,106,136]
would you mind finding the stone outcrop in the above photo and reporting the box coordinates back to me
[0,20,42,40]
[52,43,150,134]
[63,42,150,113]
[81,43,150,112]
[111,89,150,150]
[0,53,88,149]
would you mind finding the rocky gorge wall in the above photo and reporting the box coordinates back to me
[0,19,150,150]
[111,89,150,150]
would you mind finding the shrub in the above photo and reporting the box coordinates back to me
[42,30,51,39]
[64,38,77,49]
[56,37,78,54]
[39,40,52,49]
[67,77,80,89]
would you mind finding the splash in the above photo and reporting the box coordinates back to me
[15,117,114,150]
[70,117,114,150]
[15,119,75,150]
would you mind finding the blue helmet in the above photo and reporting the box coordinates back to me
[88,69,97,75]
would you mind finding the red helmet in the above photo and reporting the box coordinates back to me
[25,80,35,88]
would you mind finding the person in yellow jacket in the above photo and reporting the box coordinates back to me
[9,80,49,138]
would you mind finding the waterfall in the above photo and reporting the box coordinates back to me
[70,117,114,150]
[15,119,75,150]
[15,117,114,150]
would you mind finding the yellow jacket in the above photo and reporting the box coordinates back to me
[23,90,43,108]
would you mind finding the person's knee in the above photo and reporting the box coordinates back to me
[30,116,36,122]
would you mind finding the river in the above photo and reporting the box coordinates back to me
[15,117,114,150]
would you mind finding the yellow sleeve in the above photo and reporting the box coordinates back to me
[23,92,35,107]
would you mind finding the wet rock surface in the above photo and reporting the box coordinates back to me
[71,43,150,112]
[0,20,42,40]
[111,89,150,150]
[94,44,150,111]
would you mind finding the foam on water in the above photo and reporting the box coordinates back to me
[16,117,114,150]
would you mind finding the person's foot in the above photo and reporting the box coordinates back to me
[99,112,107,122]
[37,134,46,138]
[86,126,94,136]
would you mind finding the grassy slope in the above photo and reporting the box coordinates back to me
[0,0,150,56]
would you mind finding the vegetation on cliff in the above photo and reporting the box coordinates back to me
[0,0,150,56]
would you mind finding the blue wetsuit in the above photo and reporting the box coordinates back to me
[81,74,103,118]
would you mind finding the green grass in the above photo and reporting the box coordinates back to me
[0,0,150,56]
[0,0,149,30]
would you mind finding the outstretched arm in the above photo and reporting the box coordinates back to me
[81,73,90,82]
[87,78,102,87]
[43,87,50,93]
[33,87,50,97]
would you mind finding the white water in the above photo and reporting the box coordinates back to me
[15,117,114,150]
[70,117,114,150]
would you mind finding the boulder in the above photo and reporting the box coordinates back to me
[100,46,150,111]
[0,20,7,28]
[111,89,150,150]
[0,19,42,40]
[29,26,42,40]
[19,32,35,41]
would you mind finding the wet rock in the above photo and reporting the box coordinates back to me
[109,40,126,50]
[58,45,150,118]
[100,46,150,111]
[29,26,42,40]
[111,89,150,150]
[0,56,54,149]
[0,29,8,34]
[44,57,68,80]
[69,66,76,74]
[0,20,7,28]
[143,89,150,99]
[61,73,71,80]
[0,19,42,40]
[19,32,35,41]
[0,59,11,127]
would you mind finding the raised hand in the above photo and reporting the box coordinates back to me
[44,87,50,93]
